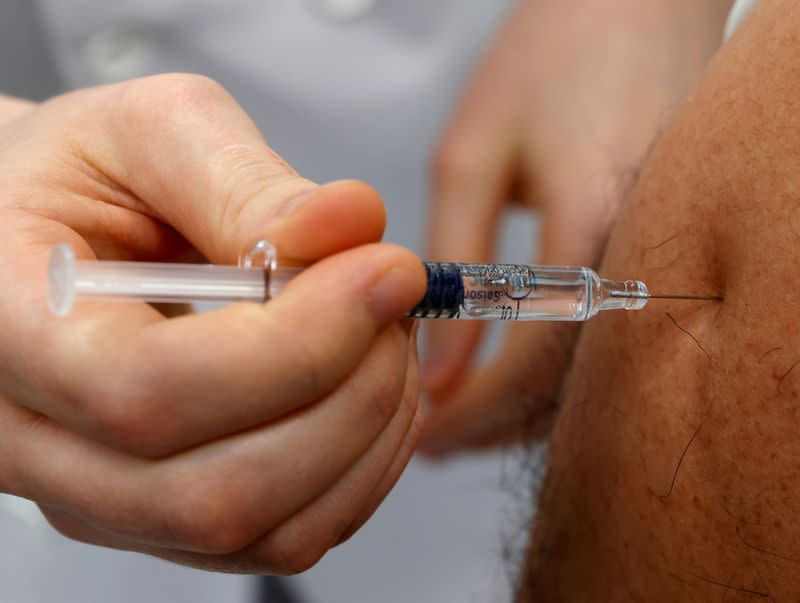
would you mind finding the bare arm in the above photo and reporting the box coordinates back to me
[522,0,800,600]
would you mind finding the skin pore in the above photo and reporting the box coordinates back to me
[520,0,800,600]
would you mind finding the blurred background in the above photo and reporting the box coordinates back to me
[0,1,544,602]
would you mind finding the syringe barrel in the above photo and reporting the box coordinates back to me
[47,245,291,316]
[48,245,647,321]
[409,263,647,321]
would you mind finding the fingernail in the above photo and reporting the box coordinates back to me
[369,267,423,325]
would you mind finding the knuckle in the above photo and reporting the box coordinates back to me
[120,73,232,132]
[84,365,173,458]
[266,317,330,400]
[261,528,330,575]
[143,73,230,110]
[87,392,158,457]
[162,474,254,554]
[361,349,407,428]
[166,72,229,100]
[214,146,298,243]
[368,371,405,427]
[40,508,92,545]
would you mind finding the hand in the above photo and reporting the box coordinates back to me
[421,0,732,457]
[0,74,427,574]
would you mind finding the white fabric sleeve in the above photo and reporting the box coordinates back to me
[725,0,760,39]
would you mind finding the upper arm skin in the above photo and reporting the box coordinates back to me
[521,1,800,600]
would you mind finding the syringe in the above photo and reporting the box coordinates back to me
[47,241,721,321]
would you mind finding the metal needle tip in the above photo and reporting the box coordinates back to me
[610,291,723,302]
[646,294,724,302]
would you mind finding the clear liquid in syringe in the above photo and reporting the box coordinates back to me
[409,263,648,322]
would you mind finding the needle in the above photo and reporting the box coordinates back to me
[47,240,725,320]
[611,291,723,302]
